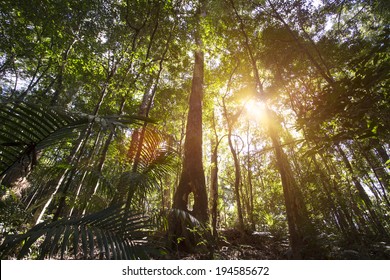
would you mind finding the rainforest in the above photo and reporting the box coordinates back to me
[0,0,389,260]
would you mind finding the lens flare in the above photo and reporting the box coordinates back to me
[244,100,267,122]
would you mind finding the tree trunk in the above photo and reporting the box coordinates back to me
[311,154,358,238]
[247,122,255,231]
[221,96,245,232]
[336,144,389,239]
[210,110,219,237]
[227,130,245,232]
[169,2,209,252]
[172,48,208,223]
[230,0,318,257]
[36,67,115,224]
[267,114,314,259]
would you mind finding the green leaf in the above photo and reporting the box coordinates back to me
[0,205,149,259]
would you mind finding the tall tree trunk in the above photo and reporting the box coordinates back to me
[36,68,115,224]
[336,144,389,239]
[210,110,219,237]
[81,98,127,215]
[267,113,316,259]
[168,2,210,253]
[69,128,103,217]
[172,0,208,224]
[227,130,245,231]
[246,121,255,231]
[311,154,357,238]
[230,0,317,258]
[221,97,245,232]
[357,142,390,207]
[115,19,174,209]
[172,48,208,223]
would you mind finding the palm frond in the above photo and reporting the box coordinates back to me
[0,205,149,259]
[114,127,178,202]
[0,102,147,179]
[0,102,83,177]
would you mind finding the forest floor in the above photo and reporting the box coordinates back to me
[209,229,290,260]
[150,229,390,260]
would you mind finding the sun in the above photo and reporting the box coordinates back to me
[244,100,267,122]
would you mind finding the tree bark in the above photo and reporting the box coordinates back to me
[230,0,318,257]
[336,144,389,239]
[173,48,208,223]
[246,122,255,231]
[210,110,219,237]
[221,97,245,232]
[267,112,315,259]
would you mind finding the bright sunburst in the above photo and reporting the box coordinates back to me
[244,100,267,122]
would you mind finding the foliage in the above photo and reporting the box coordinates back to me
[0,101,147,179]
[0,205,149,259]
[0,0,389,259]
[168,208,212,253]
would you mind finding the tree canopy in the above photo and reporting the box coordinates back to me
[1,0,389,260]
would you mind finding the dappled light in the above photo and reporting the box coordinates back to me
[0,0,389,261]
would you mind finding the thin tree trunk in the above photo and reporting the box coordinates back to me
[311,154,356,237]
[247,121,255,231]
[35,128,88,224]
[228,131,245,231]
[336,144,389,239]
[221,97,245,232]
[210,110,219,237]
[69,129,103,217]
[36,68,115,224]
[119,19,174,209]
[357,142,390,207]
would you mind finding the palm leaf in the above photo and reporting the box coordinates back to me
[0,205,149,259]
[0,102,82,177]
[116,127,178,201]
[0,102,148,179]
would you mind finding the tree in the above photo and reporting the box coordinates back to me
[1,0,390,260]
[169,0,209,252]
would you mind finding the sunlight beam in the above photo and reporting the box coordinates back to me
[244,100,267,122]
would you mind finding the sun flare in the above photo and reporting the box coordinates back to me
[244,100,267,122]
